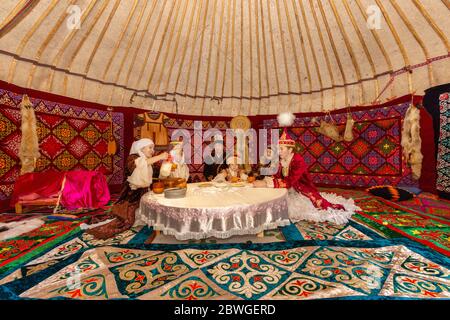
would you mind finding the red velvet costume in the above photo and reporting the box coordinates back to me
[271,151,345,211]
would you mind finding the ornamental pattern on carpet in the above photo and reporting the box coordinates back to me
[353,197,450,257]
[263,102,417,188]
[14,244,450,300]
[0,89,124,201]
[437,92,450,193]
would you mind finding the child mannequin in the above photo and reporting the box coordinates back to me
[214,156,248,182]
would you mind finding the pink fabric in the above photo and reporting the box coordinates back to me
[11,171,64,206]
[61,170,110,210]
[11,170,110,209]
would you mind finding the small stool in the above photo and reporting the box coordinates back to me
[15,198,59,214]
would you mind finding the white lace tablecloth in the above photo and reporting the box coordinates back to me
[137,183,290,240]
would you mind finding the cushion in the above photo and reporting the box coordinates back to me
[366,185,414,201]
[399,186,422,195]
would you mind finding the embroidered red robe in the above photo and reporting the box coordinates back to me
[271,153,344,211]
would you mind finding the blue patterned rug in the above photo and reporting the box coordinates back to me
[1,228,449,300]
[1,189,449,300]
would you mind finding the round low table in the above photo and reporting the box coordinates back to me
[137,183,290,240]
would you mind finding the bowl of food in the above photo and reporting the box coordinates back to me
[164,187,187,199]
[214,182,228,189]
[152,181,165,194]
[198,182,213,188]
[162,178,185,188]
[176,181,187,189]
[230,176,240,183]
[230,182,245,187]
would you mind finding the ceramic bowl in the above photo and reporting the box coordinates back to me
[164,187,187,199]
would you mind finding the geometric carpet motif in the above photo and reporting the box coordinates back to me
[263,102,418,188]
[133,113,231,183]
[6,242,450,300]
[163,116,230,183]
[437,92,450,193]
[0,89,124,201]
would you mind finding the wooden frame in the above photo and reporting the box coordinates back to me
[15,175,67,214]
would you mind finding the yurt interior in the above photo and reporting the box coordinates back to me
[0,0,449,305]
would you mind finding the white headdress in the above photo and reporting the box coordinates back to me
[129,138,154,157]
[127,138,155,190]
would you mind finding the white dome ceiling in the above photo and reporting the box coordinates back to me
[0,0,449,116]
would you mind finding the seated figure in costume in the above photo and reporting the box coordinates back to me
[86,138,168,239]
[204,138,224,181]
[253,129,359,225]
[254,146,279,180]
[159,140,190,181]
[213,156,248,183]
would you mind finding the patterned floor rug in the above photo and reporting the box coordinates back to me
[387,196,450,220]
[1,189,449,300]
[2,240,449,300]
[353,197,450,257]
[0,220,82,276]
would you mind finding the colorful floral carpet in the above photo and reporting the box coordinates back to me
[0,188,449,300]
[353,197,450,257]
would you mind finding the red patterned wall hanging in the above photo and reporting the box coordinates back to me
[262,102,418,188]
[437,92,450,193]
[134,113,231,182]
[0,89,124,202]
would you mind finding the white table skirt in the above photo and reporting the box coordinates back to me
[137,183,290,240]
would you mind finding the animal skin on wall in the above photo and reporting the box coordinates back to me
[262,98,429,189]
[0,88,125,202]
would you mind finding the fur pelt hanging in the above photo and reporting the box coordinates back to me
[343,113,355,142]
[401,104,423,179]
[19,95,40,175]
[315,113,343,142]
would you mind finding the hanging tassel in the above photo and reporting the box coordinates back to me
[343,112,355,142]
[19,95,40,175]
[107,107,117,155]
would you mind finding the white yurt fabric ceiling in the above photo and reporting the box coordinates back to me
[0,0,449,116]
